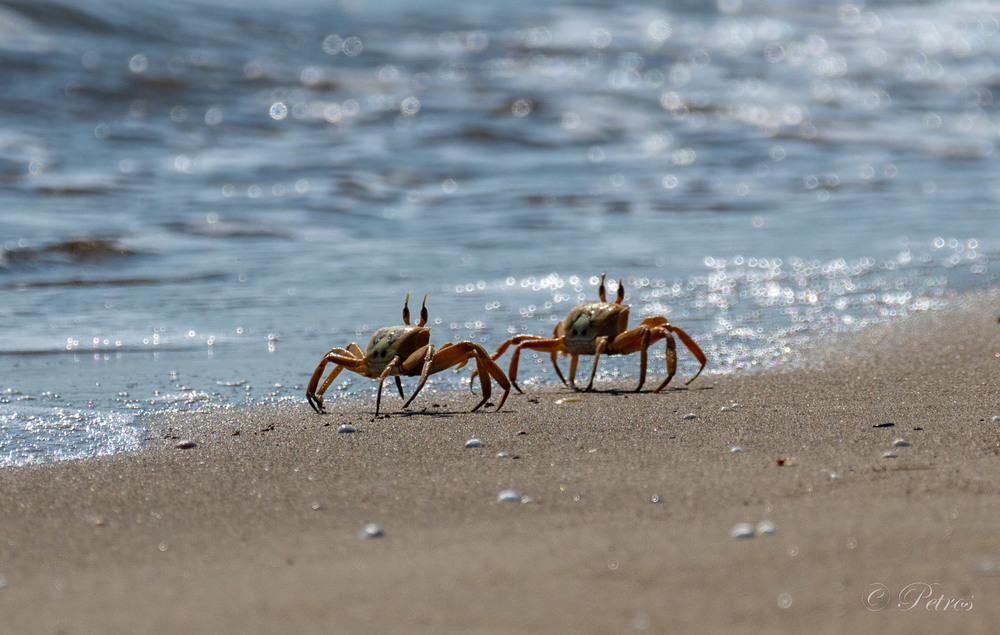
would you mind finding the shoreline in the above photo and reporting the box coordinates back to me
[1,290,998,633]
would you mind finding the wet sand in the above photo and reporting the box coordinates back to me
[2,291,999,634]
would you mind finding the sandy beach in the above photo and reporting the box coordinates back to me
[2,290,999,634]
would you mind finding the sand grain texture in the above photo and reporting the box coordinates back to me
[2,292,999,633]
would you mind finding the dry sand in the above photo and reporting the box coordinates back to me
[2,290,999,634]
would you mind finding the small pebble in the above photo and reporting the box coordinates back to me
[730,522,755,539]
[730,445,742,453]
[337,424,356,433]
[496,451,510,458]
[358,522,384,540]
[682,413,698,420]
[174,439,196,449]
[465,437,482,448]
[881,450,898,459]
[497,488,520,503]
[891,438,910,447]
[720,406,732,413]
[992,415,1000,423]
[756,520,777,535]
[649,494,661,504]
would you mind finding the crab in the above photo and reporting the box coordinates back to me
[490,273,706,393]
[306,292,511,416]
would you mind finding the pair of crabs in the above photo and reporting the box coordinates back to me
[306,274,706,416]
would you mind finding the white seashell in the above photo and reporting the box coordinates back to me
[730,445,742,453]
[497,488,519,502]
[359,522,384,539]
[756,520,777,535]
[730,522,755,539]
[891,438,910,447]
[465,437,482,448]
[338,424,356,433]
[682,413,697,420]
[881,450,898,459]
[174,439,196,449]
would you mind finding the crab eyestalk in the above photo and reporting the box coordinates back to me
[307,290,508,416]
[490,273,706,392]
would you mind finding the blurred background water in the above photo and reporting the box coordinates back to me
[1,0,998,466]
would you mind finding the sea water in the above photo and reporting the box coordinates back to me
[1,0,998,465]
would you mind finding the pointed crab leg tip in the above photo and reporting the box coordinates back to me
[684,369,705,385]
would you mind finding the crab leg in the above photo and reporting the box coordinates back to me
[650,331,678,392]
[636,318,708,389]
[671,325,707,384]
[316,365,345,400]
[316,345,367,397]
[651,326,706,391]
[306,346,368,413]
[399,344,436,410]
[567,354,579,388]
[374,356,404,416]
[473,344,512,411]
[548,322,569,386]
[582,336,610,391]
[581,319,649,392]
[549,349,568,386]
[490,334,549,361]
[606,326,654,391]
[412,342,511,411]
[505,337,562,392]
